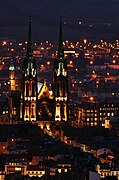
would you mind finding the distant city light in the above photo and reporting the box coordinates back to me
[90,96,94,101]
[2,41,7,46]
[47,61,50,65]
[90,60,94,65]
[83,39,87,44]
[69,60,73,65]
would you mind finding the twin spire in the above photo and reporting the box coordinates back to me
[26,16,64,60]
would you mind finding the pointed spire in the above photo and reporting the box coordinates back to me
[26,16,33,57]
[9,59,15,71]
[44,79,46,86]
[57,16,64,59]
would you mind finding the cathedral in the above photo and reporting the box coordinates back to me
[9,17,69,124]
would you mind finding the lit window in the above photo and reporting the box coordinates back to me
[91,123,93,126]
[111,112,114,116]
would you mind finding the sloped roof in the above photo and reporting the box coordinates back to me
[38,80,52,100]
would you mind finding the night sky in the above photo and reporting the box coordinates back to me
[0,0,119,41]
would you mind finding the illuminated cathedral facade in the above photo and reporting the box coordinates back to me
[9,17,69,123]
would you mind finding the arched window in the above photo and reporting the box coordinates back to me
[63,82,65,97]
[26,82,29,96]
[31,104,35,118]
[57,82,60,97]
[32,82,35,96]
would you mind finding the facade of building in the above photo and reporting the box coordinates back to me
[79,101,119,126]
[37,80,53,121]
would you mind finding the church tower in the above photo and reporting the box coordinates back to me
[52,17,69,121]
[9,59,21,124]
[21,17,37,121]
[9,59,16,91]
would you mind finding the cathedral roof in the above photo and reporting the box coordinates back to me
[38,80,52,100]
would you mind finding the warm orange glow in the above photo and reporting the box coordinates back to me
[90,60,94,65]
[41,64,44,68]
[64,54,68,58]
[55,105,60,121]
[63,104,67,121]
[52,54,55,58]
[2,41,7,46]
[46,124,50,130]
[112,60,116,64]
[84,39,87,44]
[89,96,94,101]
[33,50,40,55]
[10,79,15,91]
[71,44,74,48]
[47,61,50,65]
[69,60,73,65]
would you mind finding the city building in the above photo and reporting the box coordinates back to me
[79,101,119,126]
